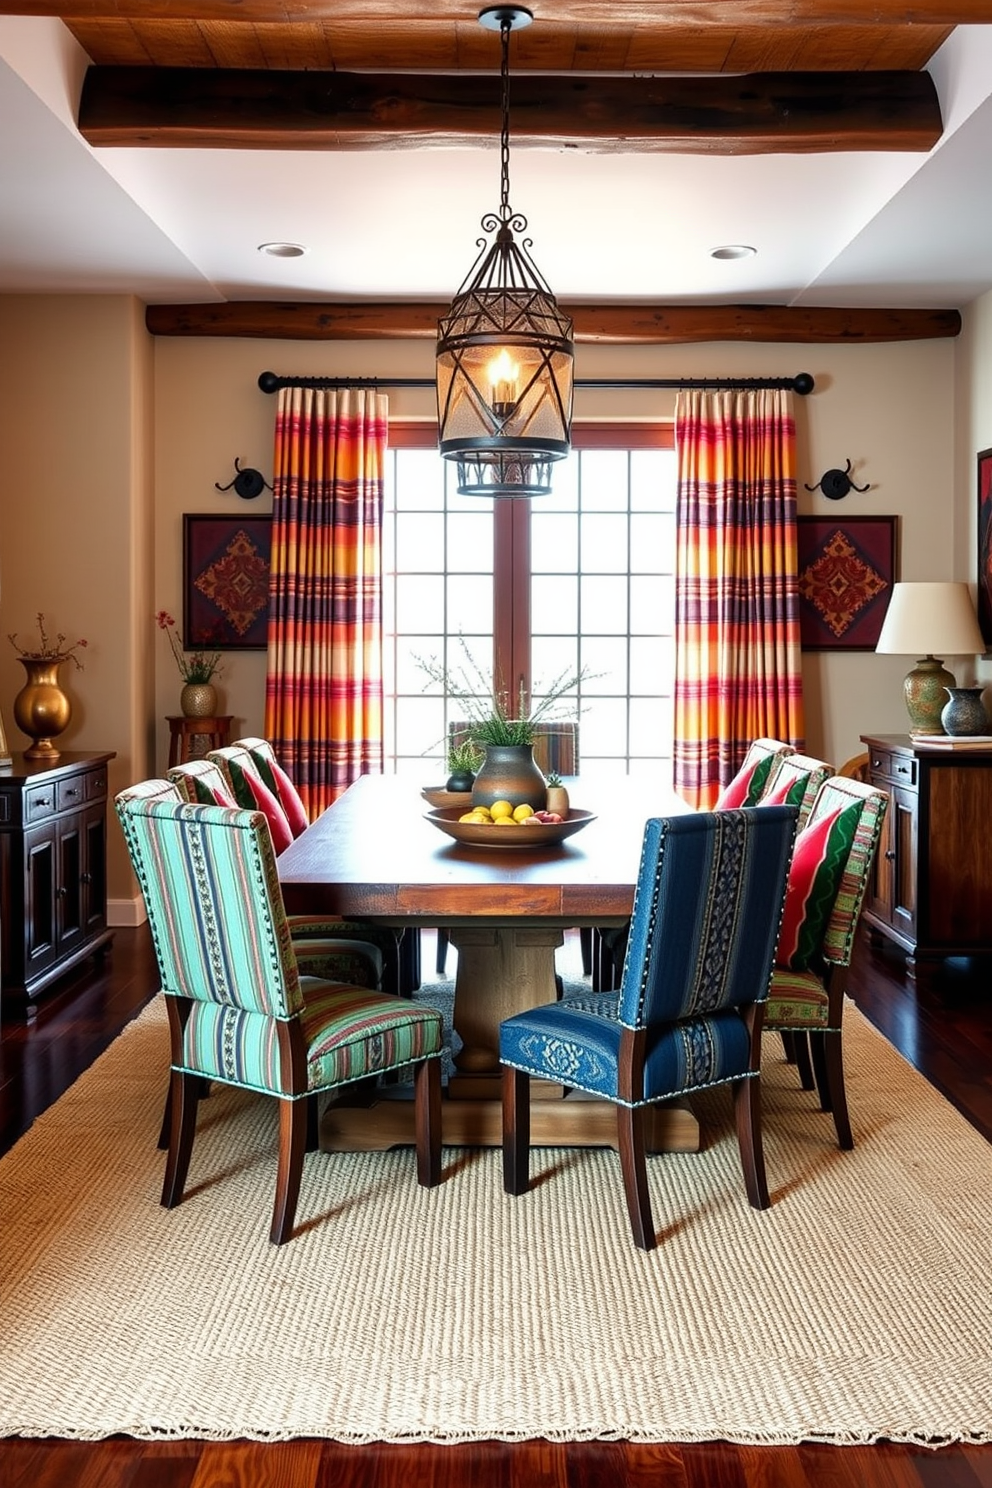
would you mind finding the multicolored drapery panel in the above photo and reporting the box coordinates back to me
[673,388,805,809]
[265,387,387,817]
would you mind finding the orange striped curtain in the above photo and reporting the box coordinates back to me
[265,386,387,817]
[673,388,805,809]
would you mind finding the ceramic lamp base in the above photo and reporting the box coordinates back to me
[903,654,955,735]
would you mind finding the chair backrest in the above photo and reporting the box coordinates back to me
[838,751,871,783]
[756,751,833,829]
[230,736,311,835]
[715,737,793,809]
[115,790,302,1019]
[449,719,579,777]
[618,806,797,1029]
[803,775,888,969]
[207,745,299,851]
[167,758,238,806]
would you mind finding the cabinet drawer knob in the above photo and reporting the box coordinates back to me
[57,885,67,898]
[81,872,92,884]
[885,849,896,861]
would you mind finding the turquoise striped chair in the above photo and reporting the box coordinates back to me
[500,806,797,1251]
[116,786,445,1244]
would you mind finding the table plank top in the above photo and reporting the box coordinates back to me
[278,772,687,923]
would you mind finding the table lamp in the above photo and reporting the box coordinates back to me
[875,581,985,734]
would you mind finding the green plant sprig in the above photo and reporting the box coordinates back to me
[416,635,591,750]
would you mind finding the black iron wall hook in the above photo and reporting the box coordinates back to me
[805,459,871,501]
[215,458,272,501]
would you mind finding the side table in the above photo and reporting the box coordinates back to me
[167,715,233,767]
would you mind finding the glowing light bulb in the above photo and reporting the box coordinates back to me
[488,350,519,410]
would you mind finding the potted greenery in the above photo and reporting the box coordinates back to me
[446,738,484,793]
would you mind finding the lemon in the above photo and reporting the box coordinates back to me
[459,811,484,822]
[490,799,514,820]
[512,802,535,822]
[494,816,518,826]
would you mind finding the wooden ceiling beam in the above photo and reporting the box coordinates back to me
[7,1,992,23]
[144,301,962,343]
[79,66,941,153]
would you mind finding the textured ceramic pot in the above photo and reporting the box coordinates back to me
[180,682,218,718]
[13,657,71,760]
[941,686,989,736]
[545,782,570,817]
[471,743,547,812]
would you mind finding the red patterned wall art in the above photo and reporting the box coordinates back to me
[796,516,897,651]
[183,514,272,651]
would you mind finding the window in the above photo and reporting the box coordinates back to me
[382,425,676,780]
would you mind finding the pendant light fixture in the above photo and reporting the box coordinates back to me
[436,5,574,498]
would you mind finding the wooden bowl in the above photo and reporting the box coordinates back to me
[425,806,596,849]
[420,786,474,810]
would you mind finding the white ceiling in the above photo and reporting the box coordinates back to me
[3,15,992,311]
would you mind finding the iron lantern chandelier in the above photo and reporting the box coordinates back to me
[436,5,574,498]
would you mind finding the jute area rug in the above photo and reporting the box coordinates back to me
[2,982,992,1447]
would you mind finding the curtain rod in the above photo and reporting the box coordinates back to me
[258,371,815,395]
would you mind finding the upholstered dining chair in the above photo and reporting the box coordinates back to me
[714,736,794,810]
[763,775,888,1149]
[214,744,420,998]
[499,806,797,1251]
[115,786,444,1244]
[755,751,833,829]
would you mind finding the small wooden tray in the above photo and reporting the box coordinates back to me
[421,786,474,809]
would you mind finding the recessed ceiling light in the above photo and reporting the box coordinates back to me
[710,244,757,261]
[257,242,308,259]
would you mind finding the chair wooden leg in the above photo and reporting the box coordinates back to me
[158,1074,210,1150]
[579,927,593,976]
[305,1092,321,1152]
[435,929,449,976]
[502,1065,531,1195]
[271,1096,308,1245]
[810,1030,831,1110]
[816,1031,853,1150]
[161,1070,200,1210]
[790,1030,816,1091]
[733,1074,770,1210]
[617,1104,655,1250]
[414,1057,442,1187]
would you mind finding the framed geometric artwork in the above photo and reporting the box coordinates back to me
[796,515,898,651]
[978,447,992,655]
[183,514,272,651]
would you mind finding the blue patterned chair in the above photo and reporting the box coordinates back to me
[116,786,445,1244]
[763,775,888,1149]
[500,806,797,1251]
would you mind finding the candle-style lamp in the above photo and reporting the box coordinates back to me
[875,581,985,734]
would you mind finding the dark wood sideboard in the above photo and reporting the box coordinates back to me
[860,733,992,977]
[0,751,115,1014]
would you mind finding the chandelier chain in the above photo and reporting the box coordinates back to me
[499,17,512,222]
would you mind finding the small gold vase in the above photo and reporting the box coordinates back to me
[13,657,72,760]
[180,682,218,718]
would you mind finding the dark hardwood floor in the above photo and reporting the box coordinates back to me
[2,927,991,1487]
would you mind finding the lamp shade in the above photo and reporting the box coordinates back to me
[875,582,984,658]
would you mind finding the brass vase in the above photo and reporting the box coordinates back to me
[180,682,218,718]
[471,743,547,812]
[13,657,72,760]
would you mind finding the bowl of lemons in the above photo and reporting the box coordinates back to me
[425,798,596,849]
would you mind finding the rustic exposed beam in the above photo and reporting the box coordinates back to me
[79,66,941,153]
[144,301,962,343]
[7,1,992,23]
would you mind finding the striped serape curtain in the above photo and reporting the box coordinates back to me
[265,386,388,818]
[673,387,805,809]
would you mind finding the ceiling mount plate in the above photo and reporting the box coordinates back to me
[478,6,533,31]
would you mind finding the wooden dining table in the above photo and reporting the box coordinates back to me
[278,772,699,1153]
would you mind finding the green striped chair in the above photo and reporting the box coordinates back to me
[167,758,405,996]
[714,737,794,809]
[116,787,445,1244]
[755,751,833,829]
[763,775,888,1149]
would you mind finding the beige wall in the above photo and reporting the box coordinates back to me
[0,294,153,919]
[2,293,988,923]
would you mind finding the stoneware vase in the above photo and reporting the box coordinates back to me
[471,743,547,812]
[940,686,989,737]
[180,681,218,718]
[13,657,71,760]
